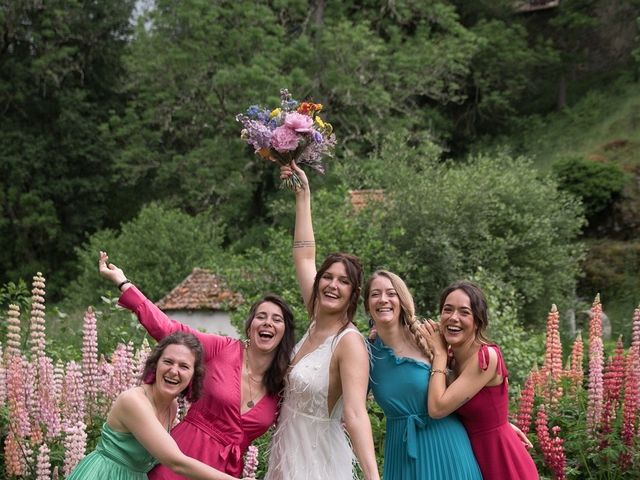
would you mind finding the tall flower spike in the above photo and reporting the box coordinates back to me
[28,272,47,359]
[6,303,22,358]
[536,405,567,480]
[242,445,259,478]
[36,442,51,480]
[63,421,87,476]
[631,305,640,354]
[515,373,535,435]
[567,331,584,394]
[61,361,85,431]
[541,304,563,405]
[619,351,639,469]
[599,337,626,448]
[586,294,604,436]
[82,307,100,410]
[0,345,5,408]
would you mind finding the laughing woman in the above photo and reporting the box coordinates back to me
[265,162,380,480]
[99,252,296,479]
[365,271,482,480]
[68,332,251,480]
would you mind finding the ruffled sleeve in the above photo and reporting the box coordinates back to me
[477,344,508,378]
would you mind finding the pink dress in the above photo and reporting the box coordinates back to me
[456,344,539,480]
[119,286,279,478]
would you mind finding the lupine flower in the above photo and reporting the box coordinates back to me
[4,432,27,477]
[242,445,259,478]
[586,295,604,435]
[133,338,151,383]
[35,355,62,439]
[36,442,51,480]
[536,405,566,480]
[567,332,584,394]
[7,355,30,438]
[28,273,47,359]
[82,307,100,407]
[0,345,6,408]
[631,305,640,351]
[619,350,639,468]
[600,336,626,446]
[63,421,87,476]
[61,361,85,431]
[6,303,22,358]
[103,343,135,403]
[541,304,563,405]
[516,373,535,435]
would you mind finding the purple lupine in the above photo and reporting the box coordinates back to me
[28,273,47,359]
[63,421,87,476]
[82,307,100,408]
[6,303,22,358]
[61,361,85,431]
[242,445,259,478]
[36,442,51,480]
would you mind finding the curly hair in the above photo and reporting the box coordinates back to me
[141,332,205,402]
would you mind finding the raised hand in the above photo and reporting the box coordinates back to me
[280,160,309,193]
[98,251,128,287]
[416,319,447,357]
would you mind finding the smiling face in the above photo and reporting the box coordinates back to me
[154,344,196,397]
[246,301,286,353]
[439,289,477,347]
[366,274,400,327]
[317,261,354,314]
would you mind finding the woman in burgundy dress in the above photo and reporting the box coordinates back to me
[420,280,539,480]
[99,252,296,479]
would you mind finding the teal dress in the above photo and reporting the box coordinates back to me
[67,423,157,479]
[369,338,482,480]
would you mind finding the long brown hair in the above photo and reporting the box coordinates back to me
[439,280,491,344]
[308,252,363,323]
[244,294,296,395]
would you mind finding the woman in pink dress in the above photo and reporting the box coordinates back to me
[99,252,296,479]
[420,280,539,480]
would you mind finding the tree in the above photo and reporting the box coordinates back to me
[0,0,136,298]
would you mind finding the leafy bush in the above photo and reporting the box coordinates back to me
[552,155,627,220]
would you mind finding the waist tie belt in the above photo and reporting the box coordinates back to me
[389,414,427,460]
[184,414,243,471]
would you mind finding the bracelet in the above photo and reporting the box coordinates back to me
[430,369,447,377]
[117,280,131,290]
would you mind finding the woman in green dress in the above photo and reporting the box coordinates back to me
[68,332,250,480]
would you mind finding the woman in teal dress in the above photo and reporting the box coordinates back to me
[68,332,249,480]
[365,270,482,480]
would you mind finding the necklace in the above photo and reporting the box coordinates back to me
[244,346,262,409]
[142,385,171,431]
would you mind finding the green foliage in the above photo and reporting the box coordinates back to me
[348,134,586,325]
[64,203,225,310]
[553,156,627,219]
[0,0,136,300]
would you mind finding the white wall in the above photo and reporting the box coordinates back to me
[165,310,240,338]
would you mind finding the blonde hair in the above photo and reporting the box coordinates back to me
[363,270,429,356]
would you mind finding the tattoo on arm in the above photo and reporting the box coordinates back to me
[293,240,315,248]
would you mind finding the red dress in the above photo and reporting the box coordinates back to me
[456,344,539,480]
[119,286,279,479]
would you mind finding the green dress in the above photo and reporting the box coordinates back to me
[67,423,157,479]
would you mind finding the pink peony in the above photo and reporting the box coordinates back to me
[271,126,300,152]
[284,112,314,132]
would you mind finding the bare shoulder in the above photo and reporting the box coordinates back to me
[112,386,147,414]
[335,328,367,359]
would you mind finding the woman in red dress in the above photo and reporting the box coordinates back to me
[99,252,296,479]
[420,280,539,480]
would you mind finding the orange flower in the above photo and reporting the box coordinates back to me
[297,102,323,115]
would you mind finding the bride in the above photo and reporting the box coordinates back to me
[265,162,380,480]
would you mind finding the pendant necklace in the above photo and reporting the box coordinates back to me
[244,346,261,409]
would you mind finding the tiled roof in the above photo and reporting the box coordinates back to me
[349,189,385,211]
[155,268,243,310]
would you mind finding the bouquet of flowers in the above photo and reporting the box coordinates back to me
[236,88,336,190]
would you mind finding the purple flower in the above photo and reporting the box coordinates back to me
[312,130,324,143]
[284,112,313,132]
[271,126,300,152]
[244,120,273,151]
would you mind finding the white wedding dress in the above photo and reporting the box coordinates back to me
[265,327,360,480]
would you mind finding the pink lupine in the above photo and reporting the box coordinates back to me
[132,337,152,383]
[61,361,86,431]
[242,445,259,478]
[63,421,87,476]
[600,337,626,441]
[4,432,26,476]
[6,303,22,358]
[516,373,535,435]
[586,295,604,435]
[36,442,51,480]
[7,355,30,438]
[82,307,100,408]
[53,360,65,404]
[619,350,639,468]
[541,304,563,405]
[103,343,136,403]
[567,332,584,394]
[0,345,6,408]
[28,273,47,359]
[35,355,61,439]
[536,405,566,480]
[631,305,640,353]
